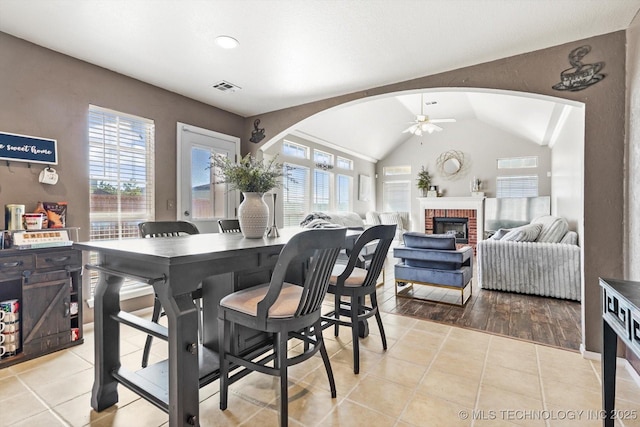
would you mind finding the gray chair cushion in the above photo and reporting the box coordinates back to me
[403,232,456,250]
[501,223,543,242]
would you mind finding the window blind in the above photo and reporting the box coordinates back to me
[336,174,351,211]
[88,105,155,297]
[283,163,309,226]
[496,175,538,198]
[313,169,331,211]
[383,180,410,212]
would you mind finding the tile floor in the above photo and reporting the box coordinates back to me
[1,306,639,427]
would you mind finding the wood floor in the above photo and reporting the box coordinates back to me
[376,257,582,351]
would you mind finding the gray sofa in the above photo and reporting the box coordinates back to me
[477,215,581,301]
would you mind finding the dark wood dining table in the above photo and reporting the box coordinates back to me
[74,227,362,427]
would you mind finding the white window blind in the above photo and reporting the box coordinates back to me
[383,180,411,212]
[283,163,309,226]
[88,105,155,297]
[496,175,538,198]
[336,174,351,211]
[497,156,538,169]
[313,169,331,211]
[383,165,411,176]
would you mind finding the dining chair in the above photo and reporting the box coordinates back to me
[138,220,201,368]
[218,227,346,427]
[217,219,241,233]
[321,224,396,374]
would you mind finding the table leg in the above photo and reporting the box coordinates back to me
[602,319,617,427]
[91,271,123,412]
[160,292,200,427]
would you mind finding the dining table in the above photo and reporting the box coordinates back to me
[74,227,363,427]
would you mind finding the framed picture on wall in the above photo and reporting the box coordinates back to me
[359,174,371,201]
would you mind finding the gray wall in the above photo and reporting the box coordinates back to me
[246,31,627,354]
[625,11,640,371]
[377,118,553,231]
[0,32,245,242]
[0,32,245,322]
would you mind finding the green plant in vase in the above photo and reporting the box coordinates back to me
[211,154,287,238]
[416,166,432,197]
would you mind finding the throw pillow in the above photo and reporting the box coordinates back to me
[403,232,456,250]
[531,215,569,243]
[560,231,578,245]
[366,211,381,225]
[379,212,404,229]
[490,229,510,240]
[501,223,543,242]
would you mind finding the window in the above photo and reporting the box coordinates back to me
[313,169,332,211]
[283,163,309,226]
[88,105,155,298]
[383,180,411,212]
[496,175,539,198]
[337,156,353,170]
[497,156,538,169]
[336,174,351,211]
[384,165,411,176]
[282,140,309,159]
[313,149,334,167]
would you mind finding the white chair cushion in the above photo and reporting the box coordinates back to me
[220,283,302,318]
[329,264,368,287]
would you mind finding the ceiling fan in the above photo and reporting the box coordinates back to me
[403,95,456,135]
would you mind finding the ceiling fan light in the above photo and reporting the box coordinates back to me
[215,35,240,49]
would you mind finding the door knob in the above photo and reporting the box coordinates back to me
[184,210,190,217]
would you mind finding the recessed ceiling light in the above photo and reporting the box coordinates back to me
[215,35,239,49]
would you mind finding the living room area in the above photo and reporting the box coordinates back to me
[261,88,585,352]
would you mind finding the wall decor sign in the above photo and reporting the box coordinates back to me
[249,118,265,143]
[552,45,605,92]
[0,131,58,164]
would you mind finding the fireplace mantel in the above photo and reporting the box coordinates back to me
[418,196,485,245]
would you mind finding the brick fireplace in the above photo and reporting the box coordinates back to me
[418,197,485,251]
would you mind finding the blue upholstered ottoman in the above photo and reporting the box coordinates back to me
[393,233,473,305]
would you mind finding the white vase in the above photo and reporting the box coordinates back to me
[238,192,269,238]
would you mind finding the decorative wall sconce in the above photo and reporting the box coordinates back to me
[314,162,334,171]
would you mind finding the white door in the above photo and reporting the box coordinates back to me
[177,123,240,233]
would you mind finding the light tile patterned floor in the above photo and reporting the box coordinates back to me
[1,308,639,427]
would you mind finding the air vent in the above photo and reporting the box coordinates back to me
[213,80,241,92]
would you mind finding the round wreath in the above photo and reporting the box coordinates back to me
[436,150,465,179]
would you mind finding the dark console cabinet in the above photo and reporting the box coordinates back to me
[0,247,83,368]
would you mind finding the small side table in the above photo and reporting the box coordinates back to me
[599,278,640,427]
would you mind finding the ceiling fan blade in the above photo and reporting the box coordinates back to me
[402,124,419,133]
[430,118,456,123]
